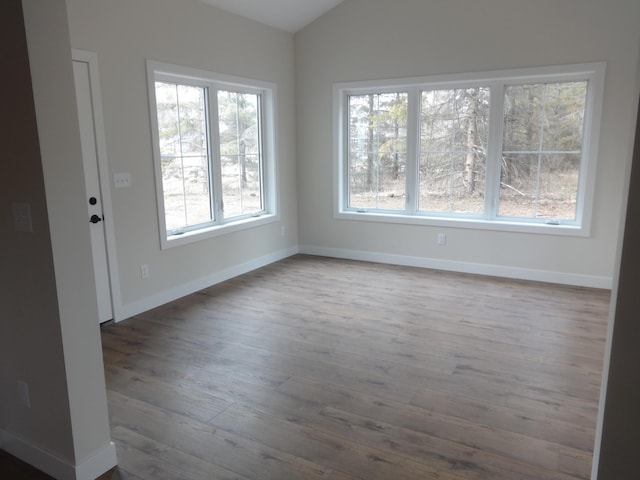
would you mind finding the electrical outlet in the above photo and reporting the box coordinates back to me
[140,264,149,279]
[437,233,446,246]
[281,226,287,237]
[17,381,30,408]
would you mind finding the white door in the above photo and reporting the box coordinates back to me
[73,57,113,323]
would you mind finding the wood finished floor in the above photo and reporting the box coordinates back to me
[2,255,610,479]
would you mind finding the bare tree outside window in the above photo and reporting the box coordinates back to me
[149,62,275,245]
[348,93,408,210]
[500,81,587,220]
[419,87,490,214]
[338,65,602,233]
[155,82,211,231]
[218,91,263,218]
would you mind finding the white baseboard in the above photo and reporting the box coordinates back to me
[75,442,118,480]
[115,246,299,321]
[299,245,612,289]
[0,429,116,480]
[112,242,610,323]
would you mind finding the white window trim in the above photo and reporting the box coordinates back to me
[147,60,279,249]
[333,63,605,237]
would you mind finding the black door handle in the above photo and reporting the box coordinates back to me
[89,214,103,224]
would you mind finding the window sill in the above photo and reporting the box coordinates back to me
[335,210,588,237]
[161,213,279,249]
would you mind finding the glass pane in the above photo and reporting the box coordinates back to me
[220,154,262,217]
[181,162,211,225]
[347,93,408,210]
[155,82,180,157]
[160,156,186,230]
[177,85,208,156]
[418,154,486,214]
[452,154,485,213]
[155,82,212,231]
[241,154,262,212]
[499,153,578,220]
[419,87,489,214]
[502,85,545,152]
[499,154,538,218]
[538,154,579,219]
[218,91,263,218]
[501,81,586,220]
[503,82,586,153]
[541,82,587,151]
[419,153,453,212]
[161,157,211,231]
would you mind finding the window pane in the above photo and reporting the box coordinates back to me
[348,93,408,210]
[218,91,263,218]
[499,153,579,220]
[501,81,586,220]
[502,85,545,152]
[498,154,537,217]
[419,88,489,214]
[155,82,212,231]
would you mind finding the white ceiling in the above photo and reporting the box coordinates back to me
[196,0,344,33]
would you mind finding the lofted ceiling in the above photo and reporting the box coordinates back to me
[196,0,344,33]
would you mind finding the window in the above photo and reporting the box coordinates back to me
[147,61,277,248]
[334,63,605,235]
[419,87,490,214]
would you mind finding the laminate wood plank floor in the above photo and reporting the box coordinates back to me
[1,255,610,479]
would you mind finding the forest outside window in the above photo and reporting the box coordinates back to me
[147,61,277,248]
[335,63,605,235]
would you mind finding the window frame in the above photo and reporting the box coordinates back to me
[333,63,605,236]
[147,60,279,249]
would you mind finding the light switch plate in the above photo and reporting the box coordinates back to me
[113,172,132,188]
[12,202,33,232]
[17,380,30,408]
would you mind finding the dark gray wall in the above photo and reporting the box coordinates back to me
[597,96,640,478]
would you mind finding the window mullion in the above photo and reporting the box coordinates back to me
[256,94,266,211]
[341,91,350,210]
[485,82,505,220]
[208,86,223,223]
[405,87,420,213]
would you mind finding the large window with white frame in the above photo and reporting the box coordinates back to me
[147,61,277,248]
[334,63,605,235]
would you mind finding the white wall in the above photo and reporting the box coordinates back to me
[295,0,640,287]
[65,0,298,319]
[1,0,116,478]
[0,0,75,466]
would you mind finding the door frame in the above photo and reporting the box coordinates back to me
[72,48,122,321]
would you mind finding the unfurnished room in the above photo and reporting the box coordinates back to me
[2,0,640,479]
